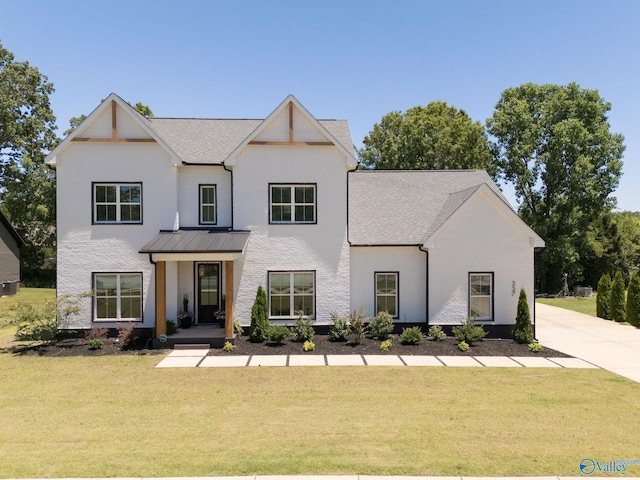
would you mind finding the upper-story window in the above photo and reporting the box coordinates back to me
[270,184,316,224]
[199,185,217,224]
[93,183,142,224]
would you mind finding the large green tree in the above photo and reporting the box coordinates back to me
[0,41,58,285]
[358,101,496,176]
[487,83,625,291]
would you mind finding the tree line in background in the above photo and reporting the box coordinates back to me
[1,40,636,291]
[596,271,640,326]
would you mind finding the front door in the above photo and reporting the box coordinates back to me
[197,263,220,324]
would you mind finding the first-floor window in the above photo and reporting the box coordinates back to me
[469,273,493,320]
[375,272,398,318]
[94,273,142,321]
[269,271,315,318]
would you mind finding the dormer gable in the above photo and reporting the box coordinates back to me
[45,93,179,165]
[225,95,357,169]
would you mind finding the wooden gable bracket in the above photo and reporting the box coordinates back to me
[71,100,156,143]
[248,102,333,146]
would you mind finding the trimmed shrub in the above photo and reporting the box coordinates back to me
[528,342,544,353]
[427,325,446,342]
[303,340,315,352]
[596,273,612,319]
[512,288,534,344]
[250,286,270,343]
[223,341,235,352]
[234,320,244,337]
[400,326,423,345]
[329,314,349,342]
[348,308,368,344]
[626,273,640,326]
[369,311,393,340]
[166,320,177,335]
[380,339,392,352]
[458,341,469,352]
[291,312,315,342]
[610,271,626,323]
[87,339,104,350]
[452,317,487,345]
[267,325,290,344]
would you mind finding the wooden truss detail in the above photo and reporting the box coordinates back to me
[248,102,333,146]
[71,100,156,143]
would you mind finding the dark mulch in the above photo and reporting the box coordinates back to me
[6,333,570,358]
[209,334,570,357]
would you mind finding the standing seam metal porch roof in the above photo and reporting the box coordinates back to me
[139,230,250,254]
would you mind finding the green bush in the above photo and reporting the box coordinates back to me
[626,273,640,326]
[452,317,487,345]
[223,341,235,352]
[400,326,423,345]
[369,311,393,340]
[596,273,612,319]
[380,339,392,352]
[348,308,368,344]
[303,340,315,352]
[234,320,244,337]
[14,302,58,343]
[166,320,177,335]
[267,325,290,344]
[427,325,446,341]
[610,271,626,323]
[116,321,136,349]
[512,288,533,344]
[528,342,544,353]
[291,312,315,342]
[329,314,349,342]
[88,339,104,350]
[458,341,469,352]
[250,285,270,343]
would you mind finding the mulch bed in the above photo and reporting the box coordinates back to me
[6,333,570,358]
[209,334,570,357]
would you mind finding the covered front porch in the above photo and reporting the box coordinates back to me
[139,229,250,344]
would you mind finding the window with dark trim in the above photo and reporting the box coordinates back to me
[469,272,493,320]
[270,184,316,224]
[94,273,143,321]
[199,185,217,224]
[93,183,142,224]
[268,271,315,318]
[375,272,398,318]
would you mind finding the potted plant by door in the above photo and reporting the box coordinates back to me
[178,294,194,328]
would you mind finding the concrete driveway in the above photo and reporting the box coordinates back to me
[535,302,640,383]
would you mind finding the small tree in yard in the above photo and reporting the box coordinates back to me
[250,286,270,343]
[596,273,612,320]
[626,273,640,326]
[512,288,533,344]
[610,271,626,323]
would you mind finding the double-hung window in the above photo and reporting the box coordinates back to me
[269,271,315,318]
[375,272,398,318]
[199,185,217,224]
[469,273,493,320]
[270,184,316,224]
[94,273,142,321]
[94,183,142,224]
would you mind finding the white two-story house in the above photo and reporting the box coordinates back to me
[45,94,544,341]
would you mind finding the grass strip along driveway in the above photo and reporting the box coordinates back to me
[1,354,639,478]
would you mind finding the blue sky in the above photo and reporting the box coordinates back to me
[2,0,639,210]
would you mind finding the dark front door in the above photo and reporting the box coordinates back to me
[197,263,220,324]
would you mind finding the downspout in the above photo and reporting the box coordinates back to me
[222,162,234,230]
[419,245,429,327]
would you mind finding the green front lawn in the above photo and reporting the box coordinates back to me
[0,287,55,323]
[537,295,597,317]
[0,354,638,477]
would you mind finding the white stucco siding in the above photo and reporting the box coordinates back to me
[56,142,177,328]
[231,145,350,325]
[428,192,536,325]
[350,246,427,322]
[177,166,232,227]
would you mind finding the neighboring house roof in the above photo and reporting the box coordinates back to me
[0,210,24,247]
[348,170,541,246]
[139,230,250,254]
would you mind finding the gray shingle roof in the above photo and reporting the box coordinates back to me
[348,170,510,245]
[139,230,250,254]
[147,118,353,164]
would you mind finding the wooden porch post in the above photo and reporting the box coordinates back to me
[155,260,166,337]
[225,260,234,339]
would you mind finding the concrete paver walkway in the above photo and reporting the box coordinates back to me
[536,302,640,383]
